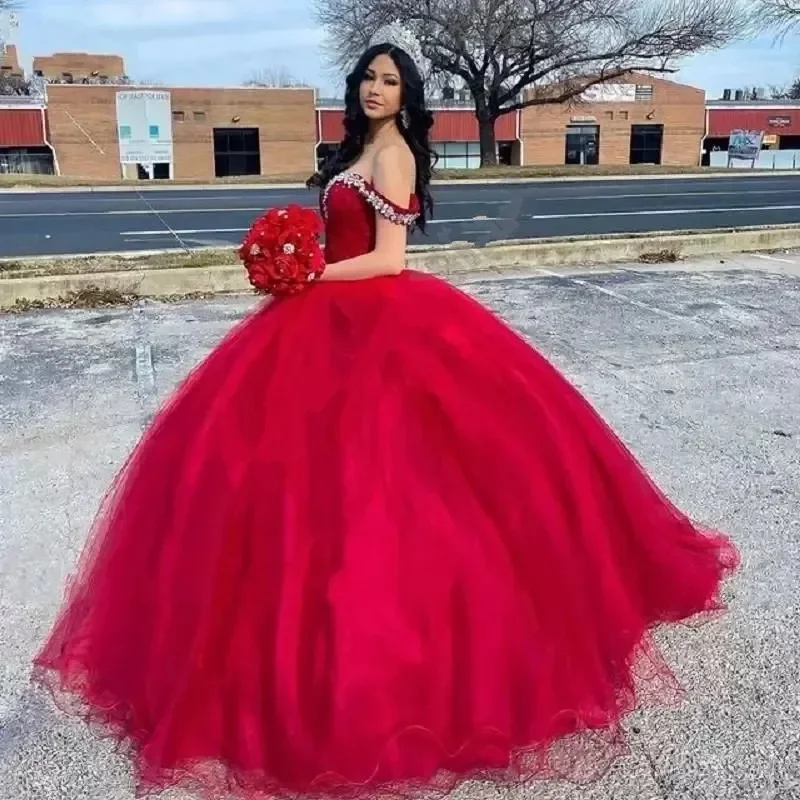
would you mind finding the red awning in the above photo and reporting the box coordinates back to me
[0,107,47,147]
[707,107,800,137]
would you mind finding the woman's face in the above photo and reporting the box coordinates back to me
[359,53,403,122]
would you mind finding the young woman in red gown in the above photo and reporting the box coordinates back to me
[32,43,738,799]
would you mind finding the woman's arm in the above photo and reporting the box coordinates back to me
[318,145,415,282]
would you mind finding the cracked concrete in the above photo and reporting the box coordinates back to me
[1,253,799,799]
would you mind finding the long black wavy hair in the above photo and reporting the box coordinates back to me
[307,42,438,232]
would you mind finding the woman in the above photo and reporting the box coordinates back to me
[32,43,738,799]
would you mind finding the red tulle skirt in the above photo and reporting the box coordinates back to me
[32,270,737,799]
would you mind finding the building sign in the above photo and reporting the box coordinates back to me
[115,90,174,165]
[727,129,763,166]
[580,84,636,103]
[768,115,792,128]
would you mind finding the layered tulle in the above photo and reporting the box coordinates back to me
[32,270,738,799]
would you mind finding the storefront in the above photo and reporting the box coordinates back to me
[520,74,706,167]
[44,83,317,181]
[704,101,800,169]
[0,100,56,174]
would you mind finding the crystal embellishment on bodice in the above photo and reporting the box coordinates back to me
[321,171,420,227]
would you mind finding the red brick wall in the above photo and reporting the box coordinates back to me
[45,84,317,180]
[521,74,705,166]
[33,53,126,81]
[1,44,23,75]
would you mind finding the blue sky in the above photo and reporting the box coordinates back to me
[7,0,798,98]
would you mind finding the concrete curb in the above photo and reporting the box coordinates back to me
[3,224,799,309]
[1,169,798,194]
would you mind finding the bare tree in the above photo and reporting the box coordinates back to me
[771,76,800,98]
[243,67,312,88]
[315,0,750,165]
[757,0,800,34]
[0,70,30,96]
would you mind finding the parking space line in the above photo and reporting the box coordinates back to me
[533,267,715,330]
[754,253,797,265]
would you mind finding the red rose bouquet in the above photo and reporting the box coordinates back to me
[238,204,325,296]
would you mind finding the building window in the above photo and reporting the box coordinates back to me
[193,111,207,122]
[604,110,614,120]
[172,110,185,123]
[119,125,132,140]
[213,127,261,177]
[497,142,514,165]
[437,141,481,170]
[629,124,664,164]
[619,110,629,120]
[635,85,654,102]
[565,125,600,165]
[149,125,160,138]
[136,163,171,180]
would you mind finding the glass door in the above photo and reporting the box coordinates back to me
[565,125,600,165]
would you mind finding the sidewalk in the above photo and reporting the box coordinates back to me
[2,167,798,194]
[1,255,799,799]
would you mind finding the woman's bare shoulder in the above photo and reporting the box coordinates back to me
[372,141,415,188]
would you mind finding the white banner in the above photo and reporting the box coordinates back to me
[115,90,174,164]
[581,84,637,103]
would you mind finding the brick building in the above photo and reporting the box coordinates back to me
[45,84,317,180]
[1,44,24,76]
[1,49,711,179]
[704,100,800,168]
[32,52,126,83]
[520,74,705,167]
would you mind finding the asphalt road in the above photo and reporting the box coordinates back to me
[2,254,799,798]
[0,174,799,258]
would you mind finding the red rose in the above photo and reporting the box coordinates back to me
[238,204,326,297]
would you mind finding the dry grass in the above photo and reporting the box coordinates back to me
[9,286,138,312]
[6,285,222,313]
[0,163,737,190]
[639,249,680,264]
[0,248,239,279]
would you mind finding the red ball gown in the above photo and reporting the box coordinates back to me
[32,170,738,799]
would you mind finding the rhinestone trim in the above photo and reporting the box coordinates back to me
[322,171,419,227]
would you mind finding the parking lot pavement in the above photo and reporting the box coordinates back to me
[1,252,799,800]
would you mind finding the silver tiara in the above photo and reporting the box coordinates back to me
[368,21,427,72]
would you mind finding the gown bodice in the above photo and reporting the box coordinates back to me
[320,170,421,264]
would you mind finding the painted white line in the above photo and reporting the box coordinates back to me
[429,217,502,225]
[528,204,800,220]
[0,207,271,219]
[120,218,504,236]
[134,343,155,392]
[531,188,800,202]
[438,200,511,206]
[753,253,797,265]
[534,268,714,330]
[0,201,506,219]
[122,227,248,236]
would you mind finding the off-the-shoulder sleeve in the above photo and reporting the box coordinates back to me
[324,171,419,227]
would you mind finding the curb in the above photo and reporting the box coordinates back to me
[3,224,799,309]
[1,169,798,194]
